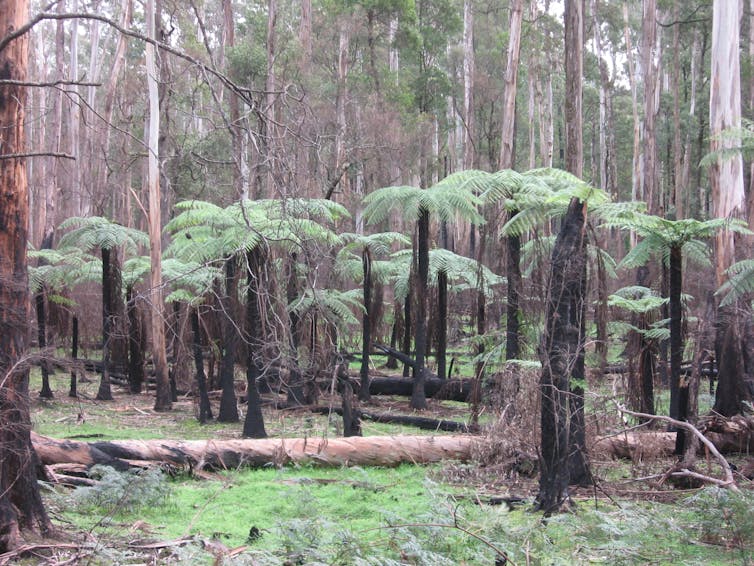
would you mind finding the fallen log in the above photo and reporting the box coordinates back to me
[310,406,473,432]
[369,376,472,401]
[32,432,474,471]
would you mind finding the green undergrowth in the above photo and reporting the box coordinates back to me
[45,463,752,564]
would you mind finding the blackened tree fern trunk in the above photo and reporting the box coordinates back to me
[69,316,79,397]
[97,247,114,401]
[243,248,267,438]
[437,269,448,380]
[505,219,521,361]
[411,208,430,410]
[190,307,213,423]
[537,197,588,513]
[359,248,373,401]
[669,245,687,453]
[126,286,145,394]
[218,257,239,422]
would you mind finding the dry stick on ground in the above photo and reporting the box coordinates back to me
[615,403,739,491]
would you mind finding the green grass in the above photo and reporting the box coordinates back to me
[47,463,752,564]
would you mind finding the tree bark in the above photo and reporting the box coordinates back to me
[190,307,213,424]
[32,433,473,471]
[218,258,239,422]
[411,208,430,409]
[437,270,448,379]
[0,2,54,544]
[146,0,171,412]
[97,247,114,401]
[499,0,523,169]
[126,286,145,394]
[243,248,267,438]
[710,0,748,417]
[359,248,373,401]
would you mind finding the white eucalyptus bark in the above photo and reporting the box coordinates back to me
[146,0,171,411]
[641,0,659,213]
[624,3,641,209]
[462,0,475,169]
[710,0,745,285]
[499,0,523,170]
[591,0,608,191]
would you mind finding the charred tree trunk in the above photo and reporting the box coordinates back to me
[359,249,373,401]
[437,269,448,380]
[669,245,687,453]
[218,258,239,422]
[401,294,411,377]
[536,198,588,513]
[69,316,78,398]
[506,226,521,360]
[35,292,53,399]
[338,361,361,437]
[190,308,213,424]
[714,305,749,417]
[126,286,145,394]
[0,5,54,544]
[97,247,114,401]
[286,253,307,406]
[411,208,430,410]
[243,248,267,438]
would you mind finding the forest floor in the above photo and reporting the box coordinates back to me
[15,367,754,565]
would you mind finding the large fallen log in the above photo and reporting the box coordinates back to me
[369,376,472,401]
[31,432,474,471]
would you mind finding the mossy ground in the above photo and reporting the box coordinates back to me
[25,368,754,564]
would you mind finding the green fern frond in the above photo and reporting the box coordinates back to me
[59,216,149,252]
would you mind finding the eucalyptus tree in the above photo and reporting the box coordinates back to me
[336,231,411,401]
[0,2,53,543]
[603,211,750,452]
[58,217,149,401]
[361,179,482,409]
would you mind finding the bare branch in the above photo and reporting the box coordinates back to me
[615,403,738,491]
[0,152,74,160]
[0,12,260,107]
[0,79,101,87]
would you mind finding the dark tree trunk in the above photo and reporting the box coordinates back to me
[386,311,399,370]
[286,253,307,407]
[126,286,145,394]
[35,292,53,399]
[97,247,114,401]
[401,294,411,377]
[359,249,373,401]
[506,220,521,361]
[243,248,267,438]
[713,304,749,417]
[69,316,78,398]
[411,208,430,409]
[339,362,362,436]
[536,197,588,513]
[218,257,239,422]
[437,270,448,380]
[0,9,54,544]
[669,245,687,453]
[190,308,213,424]
[108,252,129,372]
[568,252,590,486]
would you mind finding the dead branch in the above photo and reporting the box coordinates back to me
[615,403,738,491]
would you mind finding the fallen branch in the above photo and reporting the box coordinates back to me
[615,404,738,491]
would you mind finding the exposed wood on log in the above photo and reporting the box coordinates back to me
[32,433,474,471]
[310,406,473,432]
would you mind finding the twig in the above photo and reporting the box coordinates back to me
[615,403,738,491]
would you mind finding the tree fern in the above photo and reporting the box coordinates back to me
[58,216,149,253]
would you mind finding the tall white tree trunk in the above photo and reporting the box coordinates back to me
[146,0,171,411]
[710,0,745,284]
[462,0,475,170]
[499,0,523,170]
